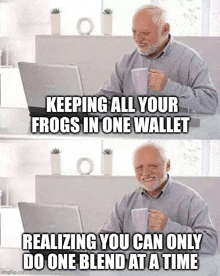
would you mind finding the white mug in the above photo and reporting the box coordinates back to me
[131,208,148,233]
[131,68,148,95]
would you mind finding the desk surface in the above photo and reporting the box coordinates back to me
[0,247,219,275]
[0,107,220,140]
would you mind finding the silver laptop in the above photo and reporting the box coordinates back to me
[18,202,84,233]
[18,62,84,117]
[18,202,86,259]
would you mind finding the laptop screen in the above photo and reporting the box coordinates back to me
[18,202,84,233]
[18,62,84,110]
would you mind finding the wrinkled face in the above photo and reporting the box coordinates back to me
[132,12,166,56]
[134,146,170,193]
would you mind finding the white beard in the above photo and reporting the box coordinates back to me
[140,180,161,192]
[136,35,167,56]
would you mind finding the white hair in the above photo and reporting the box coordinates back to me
[133,4,168,29]
[132,142,168,167]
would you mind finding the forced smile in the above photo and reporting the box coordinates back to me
[138,43,148,47]
[142,176,155,182]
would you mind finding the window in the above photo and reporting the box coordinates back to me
[209,140,220,176]
[159,0,203,36]
[103,0,215,35]
[103,139,203,176]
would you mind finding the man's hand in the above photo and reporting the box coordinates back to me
[148,69,167,91]
[148,209,167,231]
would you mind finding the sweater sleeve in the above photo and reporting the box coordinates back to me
[163,193,218,254]
[161,54,218,114]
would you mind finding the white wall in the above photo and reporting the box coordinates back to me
[8,0,102,66]
[0,139,102,206]
[1,139,220,207]
[8,0,51,66]
[5,0,220,67]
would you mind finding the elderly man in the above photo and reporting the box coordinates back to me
[97,5,218,114]
[99,143,218,254]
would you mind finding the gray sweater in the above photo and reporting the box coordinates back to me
[97,36,218,114]
[99,176,218,254]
